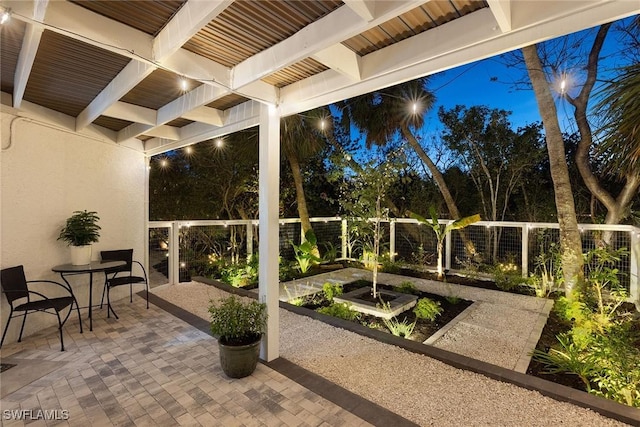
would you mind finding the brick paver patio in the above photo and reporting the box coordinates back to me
[0,298,379,426]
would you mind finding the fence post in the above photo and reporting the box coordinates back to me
[341,219,348,259]
[246,221,253,261]
[522,224,529,278]
[445,221,452,271]
[389,220,396,262]
[170,221,180,285]
[630,228,639,305]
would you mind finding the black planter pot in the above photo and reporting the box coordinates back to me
[218,336,262,378]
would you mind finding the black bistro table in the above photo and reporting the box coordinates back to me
[52,260,126,331]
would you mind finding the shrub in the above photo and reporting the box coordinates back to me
[322,282,343,302]
[383,316,416,338]
[208,295,267,345]
[395,281,417,294]
[317,303,360,321]
[413,298,443,321]
[492,262,524,291]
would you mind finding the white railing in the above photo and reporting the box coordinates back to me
[148,217,639,303]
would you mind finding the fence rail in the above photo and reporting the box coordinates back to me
[148,217,639,303]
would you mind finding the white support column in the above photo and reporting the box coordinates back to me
[341,219,348,259]
[144,157,150,281]
[630,228,639,305]
[246,221,253,261]
[445,221,452,271]
[389,220,396,262]
[258,104,280,362]
[521,225,529,278]
[170,222,180,285]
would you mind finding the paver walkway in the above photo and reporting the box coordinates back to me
[279,267,554,372]
[0,298,374,426]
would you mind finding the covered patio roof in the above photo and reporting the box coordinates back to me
[1,1,637,156]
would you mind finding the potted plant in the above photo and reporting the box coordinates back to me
[57,210,101,265]
[209,295,267,378]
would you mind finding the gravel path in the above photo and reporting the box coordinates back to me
[152,282,630,426]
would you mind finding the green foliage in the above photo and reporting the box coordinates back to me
[209,295,267,345]
[445,295,461,305]
[220,259,258,287]
[320,242,338,263]
[291,230,321,273]
[322,282,343,302]
[531,334,597,391]
[533,246,640,407]
[383,316,416,338]
[317,302,360,321]
[492,262,524,291]
[410,207,480,278]
[413,298,443,321]
[58,210,101,246]
[380,254,403,274]
[283,285,306,306]
[527,239,562,297]
[395,281,417,294]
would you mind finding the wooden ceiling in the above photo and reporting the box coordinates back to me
[0,0,636,154]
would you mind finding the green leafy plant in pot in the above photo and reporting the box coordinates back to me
[209,295,267,378]
[58,210,101,265]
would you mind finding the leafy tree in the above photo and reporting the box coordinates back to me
[331,152,404,298]
[439,106,545,261]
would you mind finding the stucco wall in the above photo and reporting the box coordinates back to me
[1,112,147,344]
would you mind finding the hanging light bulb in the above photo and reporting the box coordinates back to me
[179,77,188,92]
[0,9,11,25]
[160,159,168,168]
[184,146,193,155]
[412,102,418,114]
[215,138,224,148]
[320,119,326,131]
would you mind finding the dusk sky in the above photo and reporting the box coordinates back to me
[419,15,637,138]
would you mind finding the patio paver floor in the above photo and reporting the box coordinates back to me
[0,298,378,427]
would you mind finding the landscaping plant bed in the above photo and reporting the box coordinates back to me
[309,279,473,344]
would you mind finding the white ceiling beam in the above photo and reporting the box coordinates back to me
[487,0,511,32]
[145,100,263,156]
[143,125,181,140]
[343,0,376,21]
[312,44,362,81]
[231,0,420,89]
[156,84,229,126]
[8,0,154,61]
[13,25,43,109]
[76,61,155,130]
[181,106,225,127]
[12,0,48,109]
[103,102,156,125]
[153,0,233,60]
[116,84,228,141]
[280,1,640,116]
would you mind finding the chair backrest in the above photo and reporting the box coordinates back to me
[101,249,134,274]
[0,265,29,303]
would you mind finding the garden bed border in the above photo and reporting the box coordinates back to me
[190,276,640,426]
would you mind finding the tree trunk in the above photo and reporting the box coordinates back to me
[523,44,584,298]
[285,151,320,257]
[568,24,640,242]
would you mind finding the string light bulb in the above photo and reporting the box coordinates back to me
[560,78,566,95]
[1,9,10,25]
[215,138,224,148]
[179,77,188,92]
[412,102,418,114]
[320,119,326,131]
[184,145,193,155]
[160,159,168,168]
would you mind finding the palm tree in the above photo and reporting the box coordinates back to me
[342,78,478,258]
[281,110,327,254]
[596,62,640,178]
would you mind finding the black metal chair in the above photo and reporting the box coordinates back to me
[1,265,83,351]
[100,249,149,319]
